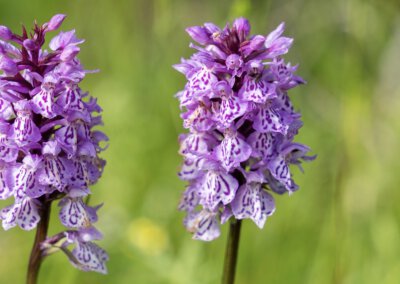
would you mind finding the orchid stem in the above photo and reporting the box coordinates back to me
[222,219,242,284]
[27,200,51,284]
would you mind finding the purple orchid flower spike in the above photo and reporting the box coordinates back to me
[174,17,314,284]
[175,18,314,240]
[0,15,108,283]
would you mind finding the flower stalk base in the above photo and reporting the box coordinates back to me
[222,219,242,284]
[27,201,51,284]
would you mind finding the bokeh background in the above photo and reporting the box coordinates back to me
[1,0,400,283]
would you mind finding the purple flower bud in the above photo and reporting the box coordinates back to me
[46,14,66,32]
[174,18,314,240]
[60,45,80,61]
[49,30,84,51]
[0,25,13,40]
[265,22,285,48]
[264,22,293,57]
[240,35,266,57]
[0,54,18,75]
[226,54,243,70]
[23,39,38,51]
[233,17,251,41]
[186,26,211,45]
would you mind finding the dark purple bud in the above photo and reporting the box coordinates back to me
[46,14,66,31]
[233,18,251,42]
[60,45,80,61]
[0,26,13,40]
[226,54,243,70]
[23,39,38,51]
[0,55,18,75]
[186,26,210,45]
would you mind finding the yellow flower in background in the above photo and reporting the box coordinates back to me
[127,217,169,256]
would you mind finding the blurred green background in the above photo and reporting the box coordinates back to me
[1,0,400,283]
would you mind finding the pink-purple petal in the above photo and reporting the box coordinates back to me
[71,242,109,274]
[215,132,252,171]
[199,170,238,210]
[253,106,288,134]
[232,184,275,228]
[59,197,90,228]
[185,210,221,241]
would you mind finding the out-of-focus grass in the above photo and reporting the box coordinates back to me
[0,0,399,283]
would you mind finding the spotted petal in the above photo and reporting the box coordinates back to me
[14,156,46,200]
[31,90,56,118]
[215,95,248,128]
[267,155,297,192]
[57,85,86,114]
[69,159,89,189]
[59,197,91,228]
[272,91,296,116]
[0,198,40,230]
[253,106,288,134]
[232,184,275,228]
[179,180,201,211]
[179,132,215,157]
[247,132,275,160]
[0,204,17,230]
[55,124,78,157]
[238,78,276,104]
[0,97,14,120]
[0,145,18,162]
[265,171,296,194]
[85,159,103,185]
[178,157,204,181]
[71,242,109,274]
[215,132,252,171]
[31,75,59,118]
[188,67,217,96]
[199,171,238,210]
[18,198,41,230]
[38,157,72,191]
[180,67,218,106]
[0,167,13,199]
[185,210,221,241]
[182,103,214,132]
[10,111,41,147]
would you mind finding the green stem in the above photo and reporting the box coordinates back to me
[27,201,51,284]
[222,219,242,284]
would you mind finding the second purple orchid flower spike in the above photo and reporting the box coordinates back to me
[0,14,109,284]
